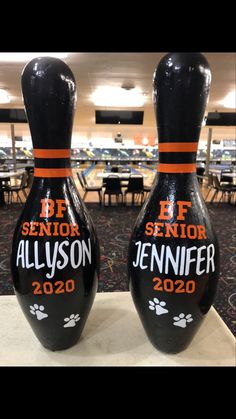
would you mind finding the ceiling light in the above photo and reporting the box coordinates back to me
[219,91,236,109]
[0,89,10,104]
[91,86,146,107]
[0,53,68,62]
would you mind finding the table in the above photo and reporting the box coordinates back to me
[0,169,25,179]
[209,169,236,177]
[0,170,25,205]
[221,172,236,178]
[209,169,236,186]
[97,172,147,179]
[0,292,235,366]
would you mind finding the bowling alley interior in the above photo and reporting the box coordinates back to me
[0,52,235,365]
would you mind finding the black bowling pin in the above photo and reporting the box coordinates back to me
[128,53,219,353]
[11,57,99,351]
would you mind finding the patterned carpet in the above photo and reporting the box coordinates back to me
[0,202,235,336]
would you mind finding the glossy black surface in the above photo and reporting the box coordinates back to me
[11,58,99,351]
[153,52,211,142]
[21,57,76,149]
[128,53,219,353]
[128,173,219,353]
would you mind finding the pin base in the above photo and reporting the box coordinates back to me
[149,339,190,354]
[40,335,82,352]
[146,328,199,354]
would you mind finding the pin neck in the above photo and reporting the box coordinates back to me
[157,139,198,173]
[33,148,72,178]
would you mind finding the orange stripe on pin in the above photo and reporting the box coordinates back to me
[34,149,71,158]
[158,142,198,152]
[158,163,196,173]
[34,168,72,177]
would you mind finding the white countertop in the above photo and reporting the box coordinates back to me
[0,292,235,366]
[0,169,25,179]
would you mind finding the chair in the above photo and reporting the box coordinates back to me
[143,184,152,197]
[77,172,102,205]
[196,166,205,184]
[26,170,34,194]
[124,175,144,206]
[19,169,34,198]
[220,169,233,186]
[204,173,215,202]
[4,171,28,204]
[210,174,235,204]
[103,175,123,206]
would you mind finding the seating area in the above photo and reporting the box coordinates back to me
[80,170,151,206]
[203,172,236,205]
[0,170,33,205]
[1,165,236,207]
[211,174,236,205]
[78,166,236,207]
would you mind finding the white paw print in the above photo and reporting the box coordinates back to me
[173,313,193,328]
[148,298,169,315]
[63,314,81,328]
[30,304,48,320]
